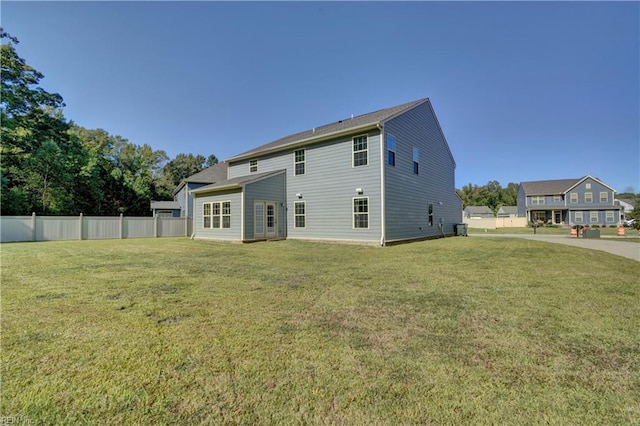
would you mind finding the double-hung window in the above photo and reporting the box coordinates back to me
[413,148,419,175]
[570,193,578,203]
[353,197,369,228]
[531,196,545,205]
[599,192,608,203]
[353,135,368,167]
[250,159,258,173]
[606,211,614,223]
[428,203,434,227]
[590,211,598,223]
[212,202,221,228]
[222,201,231,228]
[387,134,396,167]
[575,211,583,223]
[203,203,212,228]
[585,192,593,203]
[294,201,306,228]
[294,149,305,176]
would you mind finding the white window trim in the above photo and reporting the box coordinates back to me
[250,159,258,173]
[590,211,598,223]
[352,134,369,168]
[585,192,593,203]
[531,196,545,205]
[353,196,370,229]
[204,201,232,229]
[606,210,615,223]
[203,202,213,229]
[570,193,578,203]
[575,211,583,223]
[294,201,306,229]
[294,149,305,176]
[599,192,608,203]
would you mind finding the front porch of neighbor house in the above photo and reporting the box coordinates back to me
[529,209,569,225]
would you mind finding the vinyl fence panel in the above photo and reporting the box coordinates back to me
[0,215,190,243]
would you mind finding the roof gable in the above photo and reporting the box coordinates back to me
[226,98,428,162]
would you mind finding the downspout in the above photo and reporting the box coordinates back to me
[378,123,386,246]
[241,189,245,241]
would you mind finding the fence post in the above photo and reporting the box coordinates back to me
[79,213,83,240]
[31,212,36,242]
[154,215,158,238]
[120,214,124,239]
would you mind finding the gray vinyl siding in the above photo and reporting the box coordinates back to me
[194,189,242,241]
[243,172,287,240]
[229,131,383,243]
[383,102,460,242]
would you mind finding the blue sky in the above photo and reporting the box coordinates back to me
[2,1,639,192]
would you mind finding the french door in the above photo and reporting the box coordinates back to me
[254,201,277,239]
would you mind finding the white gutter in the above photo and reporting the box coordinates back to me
[378,123,386,246]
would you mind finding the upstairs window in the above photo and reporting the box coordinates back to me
[294,149,305,176]
[553,195,562,202]
[599,192,608,203]
[586,183,591,189]
[585,192,593,203]
[413,147,419,175]
[387,134,396,167]
[353,135,368,167]
[250,159,258,173]
[531,196,545,205]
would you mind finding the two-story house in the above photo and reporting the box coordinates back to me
[191,98,461,245]
[517,176,621,226]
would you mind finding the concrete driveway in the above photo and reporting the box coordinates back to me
[472,234,640,261]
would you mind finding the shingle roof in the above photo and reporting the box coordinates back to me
[191,170,286,194]
[173,162,229,195]
[498,206,518,215]
[520,178,582,195]
[465,206,494,215]
[227,98,429,162]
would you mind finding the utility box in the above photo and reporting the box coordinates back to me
[583,228,601,239]
[455,223,468,236]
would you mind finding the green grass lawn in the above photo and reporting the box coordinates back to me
[2,237,639,424]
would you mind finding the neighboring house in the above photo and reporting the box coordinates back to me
[616,198,635,221]
[150,201,182,218]
[464,206,494,218]
[150,162,229,218]
[517,176,621,226]
[497,206,518,218]
[191,98,462,245]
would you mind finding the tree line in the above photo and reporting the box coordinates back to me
[1,30,218,216]
[455,181,519,214]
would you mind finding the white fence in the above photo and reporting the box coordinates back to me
[1,214,193,243]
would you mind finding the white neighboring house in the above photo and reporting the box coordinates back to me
[616,198,635,221]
